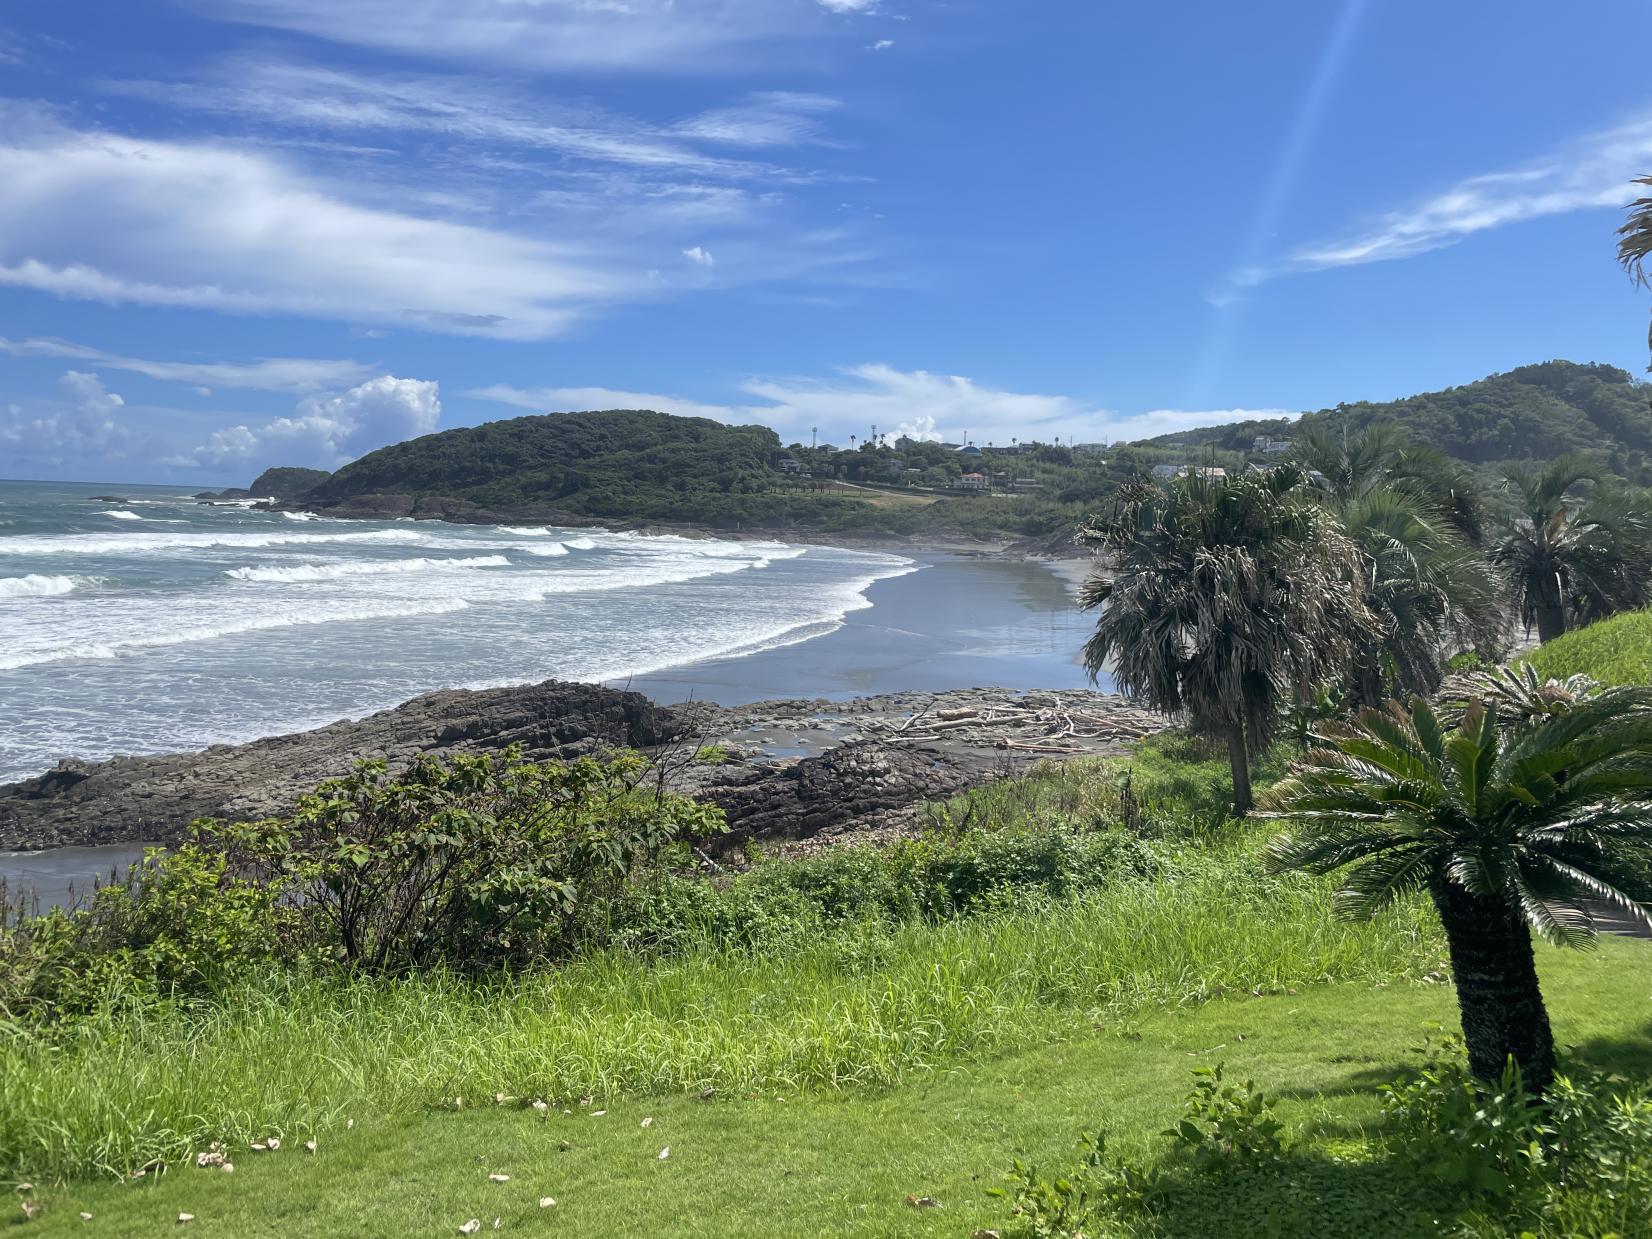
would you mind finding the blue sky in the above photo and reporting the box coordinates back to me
[3,0,1651,484]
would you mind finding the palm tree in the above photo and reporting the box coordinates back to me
[1079,466,1380,813]
[1619,174,1652,368]
[1265,684,1652,1093]
[1294,423,1501,704]
[1492,453,1652,643]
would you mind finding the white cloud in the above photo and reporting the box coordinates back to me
[470,364,1286,447]
[1233,112,1652,290]
[0,336,376,393]
[0,108,629,341]
[869,39,895,51]
[682,246,716,267]
[111,61,825,183]
[191,376,440,470]
[0,370,131,463]
[185,0,852,72]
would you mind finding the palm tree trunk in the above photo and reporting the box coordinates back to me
[1430,878,1556,1094]
[1225,722,1253,815]
[1534,569,1567,643]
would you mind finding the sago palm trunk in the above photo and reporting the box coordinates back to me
[1430,878,1556,1094]
[1225,722,1253,815]
[1533,567,1567,644]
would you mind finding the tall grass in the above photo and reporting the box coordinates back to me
[1523,607,1652,686]
[0,855,1440,1182]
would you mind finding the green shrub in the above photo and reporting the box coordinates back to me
[0,845,302,1023]
[207,748,724,972]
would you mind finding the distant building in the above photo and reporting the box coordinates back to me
[957,472,989,491]
[777,455,803,474]
[957,444,984,459]
[1253,435,1292,454]
[1073,443,1108,455]
[1152,464,1226,482]
[939,442,963,451]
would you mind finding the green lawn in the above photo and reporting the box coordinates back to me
[15,938,1649,1238]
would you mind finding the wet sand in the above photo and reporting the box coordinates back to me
[616,555,1105,705]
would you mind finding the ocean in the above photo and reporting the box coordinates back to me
[0,479,920,784]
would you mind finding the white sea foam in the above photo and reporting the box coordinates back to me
[564,536,597,550]
[0,573,97,599]
[0,528,429,556]
[100,509,144,521]
[522,543,569,557]
[281,511,317,521]
[0,596,473,671]
[225,556,511,583]
[499,526,555,536]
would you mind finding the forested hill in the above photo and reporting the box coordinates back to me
[1139,361,1652,468]
[309,409,784,519]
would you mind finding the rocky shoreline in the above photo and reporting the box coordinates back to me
[0,680,1164,854]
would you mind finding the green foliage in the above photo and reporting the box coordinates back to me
[1144,360,1652,475]
[1524,606,1652,685]
[0,846,302,1023]
[1168,1064,1285,1172]
[1382,1037,1652,1236]
[988,1130,1159,1238]
[207,749,723,972]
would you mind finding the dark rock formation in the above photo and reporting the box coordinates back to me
[701,741,974,846]
[0,681,682,851]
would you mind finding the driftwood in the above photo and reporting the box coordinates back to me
[860,691,1166,755]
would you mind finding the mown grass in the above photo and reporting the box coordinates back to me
[1523,606,1652,685]
[10,939,1648,1238]
[0,852,1440,1184]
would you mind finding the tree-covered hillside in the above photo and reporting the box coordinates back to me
[311,410,784,517]
[1141,361,1652,474]
[250,466,332,498]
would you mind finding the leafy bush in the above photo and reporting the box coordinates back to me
[208,749,723,972]
[1168,1064,1284,1173]
[0,845,303,1022]
[1382,1036,1652,1234]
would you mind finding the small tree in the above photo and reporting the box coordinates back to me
[1265,680,1652,1093]
[1079,466,1379,813]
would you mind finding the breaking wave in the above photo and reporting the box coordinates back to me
[522,543,569,557]
[0,574,97,599]
[225,556,511,583]
[0,529,430,556]
[99,510,144,521]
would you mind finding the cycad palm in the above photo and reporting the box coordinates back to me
[1492,452,1652,642]
[1080,466,1379,813]
[1265,685,1652,1092]
[1619,173,1652,367]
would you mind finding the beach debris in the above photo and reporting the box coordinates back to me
[640,1116,654,1128]
[657,1146,670,1160]
[558,1140,572,1152]
[904,1194,940,1209]
[347,1119,354,1130]
[195,1151,227,1170]
[590,1110,606,1118]
[863,692,1165,753]
[488,1174,510,1183]
[459,1220,481,1235]
[14,1184,31,1194]
[177,1214,195,1226]
[220,1163,235,1175]
[539,1197,556,1209]
[453,1097,465,1111]
[971,1230,1003,1239]
[530,1100,549,1116]
[19,1200,38,1221]
[80,1212,93,1221]
[699,1087,716,1101]
[304,1140,317,1154]
[494,1092,509,1106]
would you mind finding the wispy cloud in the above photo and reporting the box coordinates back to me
[681,246,716,267]
[0,336,376,392]
[184,0,859,72]
[0,370,132,466]
[1227,112,1652,294]
[470,365,1285,447]
[109,62,837,184]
